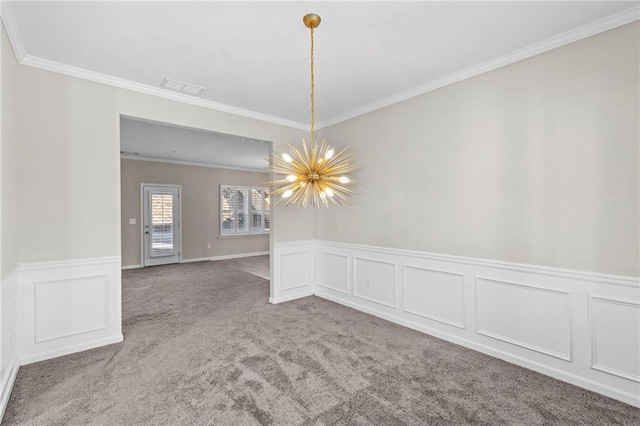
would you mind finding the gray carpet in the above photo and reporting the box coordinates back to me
[3,256,640,425]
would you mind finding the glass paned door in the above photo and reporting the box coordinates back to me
[151,193,174,254]
[143,185,181,267]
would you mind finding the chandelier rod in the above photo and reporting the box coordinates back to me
[310,21,316,144]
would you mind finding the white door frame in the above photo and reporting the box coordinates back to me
[140,183,183,267]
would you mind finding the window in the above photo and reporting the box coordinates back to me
[221,185,270,236]
[150,193,175,254]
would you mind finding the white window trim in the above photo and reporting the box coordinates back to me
[220,185,270,237]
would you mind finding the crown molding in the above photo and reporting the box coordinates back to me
[120,154,268,173]
[20,54,310,130]
[3,2,638,131]
[315,5,640,130]
[0,1,308,130]
[1,1,26,61]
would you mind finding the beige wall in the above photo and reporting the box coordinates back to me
[1,22,18,278]
[11,21,639,276]
[16,63,313,264]
[316,22,639,277]
[121,159,270,267]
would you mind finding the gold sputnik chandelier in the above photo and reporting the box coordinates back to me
[267,14,359,208]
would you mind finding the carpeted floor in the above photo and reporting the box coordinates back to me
[4,256,640,425]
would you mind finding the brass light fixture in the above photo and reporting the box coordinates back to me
[267,14,359,208]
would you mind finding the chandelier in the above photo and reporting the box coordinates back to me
[267,14,359,208]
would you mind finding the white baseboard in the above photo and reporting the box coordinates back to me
[0,354,19,420]
[269,290,314,305]
[1,267,20,421]
[275,239,640,408]
[123,251,271,270]
[180,257,211,264]
[20,334,123,366]
[210,251,269,261]
[180,251,270,265]
[121,264,142,270]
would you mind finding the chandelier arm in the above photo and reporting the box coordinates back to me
[332,192,353,206]
[266,179,293,187]
[316,156,356,173]
[288,186,307,207]
[331,186,357,196]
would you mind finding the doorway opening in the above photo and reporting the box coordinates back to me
[118,115,273,283]
[141,184,182,267]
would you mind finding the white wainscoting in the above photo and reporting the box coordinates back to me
[276,239,640,407]
[404,265,465,329]
[19,257,123,365]
[0,268,20,420]
[353,257,398,308]
[270,241,314,304]
[589,296,640,383]
[475,277,572,361]
[317,251,349,295]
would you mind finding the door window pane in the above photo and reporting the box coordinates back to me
[151,193,174,254]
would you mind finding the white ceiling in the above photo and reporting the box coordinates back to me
[120,116,271,171]
[3,1,638,128]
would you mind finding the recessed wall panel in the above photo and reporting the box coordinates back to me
[475,277,571,360]
[317,252,349,294]
[353,257,396,308]
[404,266,465,328]
[591,297,640,382]
[280,252,309,291]
[35,275,108,343]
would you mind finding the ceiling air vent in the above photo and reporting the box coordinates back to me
[161,78,205,96]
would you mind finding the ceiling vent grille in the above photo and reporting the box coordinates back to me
[161,78,205,96]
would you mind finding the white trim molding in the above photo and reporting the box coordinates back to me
[19,256,123,366]
[1,268,20,420]
[274,239,640,407]
[403,265,466,329]
[315,5,640,129]
[0,354,18,420]
[21,53,309,131]
[121,264,142,270]
[269,290,314,305]
[0,1,307,130]
[123,252,270,271]
[2,2,637,132]
[21,53,308,131]
[353,256,398,308]
[183,251,270,264]
[474,276,572,362]
[271,241,315,304]
[0,2,26,62]
[589,295,640,383]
